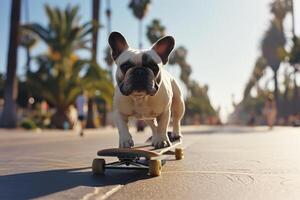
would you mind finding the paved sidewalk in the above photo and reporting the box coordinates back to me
[0,126,300,199]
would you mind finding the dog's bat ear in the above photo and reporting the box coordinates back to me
[151,36,175,64]
[108,32,129,60]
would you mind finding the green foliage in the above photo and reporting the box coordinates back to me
[23,5,113,128]
[20,118,37,130]
[26,57,113,109]
[146,19,166,44]
[243,57,267,98]
[145,20,218,122]
[242,95,266,115]
[128,0,151,20]
[169,45,217,121]
[261,19,286,72]
[23,4,99,61]
[289,36,300,65]
[229,93,266,124]
[169,46,192,87]
[185,81,216,119]
[19,27,38,49]
[270,0,292,21]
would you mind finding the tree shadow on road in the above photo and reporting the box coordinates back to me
[0,167,150,199]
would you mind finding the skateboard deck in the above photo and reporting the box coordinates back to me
[97,139,182,159]
[92,135,183,177]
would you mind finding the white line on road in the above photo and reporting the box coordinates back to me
[80,185,124,200]
[81,187,100,200]
[101,185,124,200]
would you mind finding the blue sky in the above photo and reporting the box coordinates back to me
[0,0,299,121]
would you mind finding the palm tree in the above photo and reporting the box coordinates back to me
[269,0,294,112]
[289,37,300,65]
[169,46,192,88]
[287,0,299,114]
[261,19,286,109]
[289,36,300,114]
[0,0,22,128]
[128,0,151,49]
[27,57,113,128]
[185,81,217,123]
[168,46,216,122]
[270,0,291,27]
[24,5,113,128]
[146,19,166,44]
[145,19,217,123]
[19,27,38,74]
[243,57,267,98]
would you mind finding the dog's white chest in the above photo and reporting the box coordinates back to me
[130,99,160,119]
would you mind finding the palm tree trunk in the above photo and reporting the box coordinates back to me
[283,84,289,120]
[291,0,298,115]
[86,98,98,128]
[0,0,21,128]
[291,0,295,36]
[274,70,279,117]
[293,68,299,114]
[92,0,100,62]
[51,108,71,129]
[138,19,143,49]
[87,0,101,128]
[26,48,31,74]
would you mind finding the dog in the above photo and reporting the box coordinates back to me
[108,32,185,149]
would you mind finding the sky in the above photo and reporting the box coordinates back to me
[0,0,299,121]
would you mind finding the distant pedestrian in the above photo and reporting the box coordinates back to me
[263,94,277,130]
[76,90,88,136]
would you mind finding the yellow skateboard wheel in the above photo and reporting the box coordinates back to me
[149,160,162,176]
[175,148,184,160]
[92,158,105,175]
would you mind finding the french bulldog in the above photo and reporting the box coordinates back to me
[108,32,185,149]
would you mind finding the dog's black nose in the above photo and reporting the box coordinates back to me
[134,68,145,76]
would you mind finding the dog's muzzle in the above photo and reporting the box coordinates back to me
[119,67,159,96]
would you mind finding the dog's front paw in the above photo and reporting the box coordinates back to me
[119,135,134,148]
[152,135,171,149]
[168,131,183,142]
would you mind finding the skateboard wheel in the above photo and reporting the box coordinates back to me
[149,160,162,177]
[92,158,105,175]
[175,148,184,160]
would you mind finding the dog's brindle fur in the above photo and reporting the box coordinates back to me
[109,32,185,149]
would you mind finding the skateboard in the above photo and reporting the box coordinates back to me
[92,133,183,177]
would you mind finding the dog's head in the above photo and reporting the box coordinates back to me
[108,32,175,97]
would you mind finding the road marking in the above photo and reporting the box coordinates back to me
[81,187,100,200]
[101,185,123,200]
[80,185,123,200]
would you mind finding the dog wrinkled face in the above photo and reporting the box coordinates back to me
[108,32,175,96]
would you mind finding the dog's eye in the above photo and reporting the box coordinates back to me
[146,64,159,75]
[120,62,134,73]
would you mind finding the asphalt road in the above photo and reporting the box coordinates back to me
[0,126,300,200]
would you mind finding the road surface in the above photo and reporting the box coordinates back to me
[0,126,300,200]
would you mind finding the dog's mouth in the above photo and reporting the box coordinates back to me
[118,67,159,96]
[131,91,147,99]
